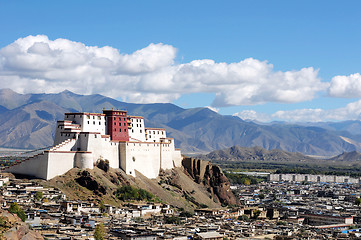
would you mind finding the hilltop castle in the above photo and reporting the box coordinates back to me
[5,109,182,180]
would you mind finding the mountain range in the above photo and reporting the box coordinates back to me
[1,88,361,156]
[200,145,361,163]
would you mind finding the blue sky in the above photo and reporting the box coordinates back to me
[1,1,361,122]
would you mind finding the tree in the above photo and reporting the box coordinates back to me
[8,202,26,222]
[252,210,261,219]
[238,214,250,221]
[355,197,361,206]
[94,223,105,240]
[99,201,106,213]
[34,191,43,201]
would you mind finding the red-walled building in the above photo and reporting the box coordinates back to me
[103,109,129,141]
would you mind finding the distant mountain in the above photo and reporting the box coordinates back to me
[200,145,316,162]
[328,151,361,162]
[0,89,361,156]
[200,145,361,163]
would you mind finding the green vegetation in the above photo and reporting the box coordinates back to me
[179,211,193,218]
[34,191,43,201]
[8,203,26,222]
[94,222,105,240]
[355,198,361,206]
[215,160,361,178]
[164,215,181,224]
[238,214,249,221]
[225,172,265,185]
[114,185,154,201]
[99,201,106,213]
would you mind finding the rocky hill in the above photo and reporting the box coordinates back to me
[1,89,361,156]
[0,209,43,240]
[37,159,236,211]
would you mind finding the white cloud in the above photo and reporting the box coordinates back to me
[0,35,326,106]
[328,73,361,98]
[234,100,361,122]
[233,110,271,122]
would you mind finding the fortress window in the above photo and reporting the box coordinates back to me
[99,122,101,125]
[87,121,89,124]
[115,128,116,131]
[132,129,134,133]
[119,129,122,132]
[98,116,101,120]
[124,123,126,126]
[140,130,142,133]
[119,122,121,126]
[93,116,95,119]
[93,121,95,125]
[114,122,116,125]
[105,122,106,125]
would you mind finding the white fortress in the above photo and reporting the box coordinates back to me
[5,110,182,180]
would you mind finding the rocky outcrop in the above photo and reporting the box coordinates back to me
[0,209,43,240]
[75,170,106,196]
[182,157,238,206]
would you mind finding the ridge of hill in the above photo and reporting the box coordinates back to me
[1,89,361,156]
[328,151,361,162]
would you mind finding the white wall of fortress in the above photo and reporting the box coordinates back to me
[7,151,76,180]
[269,173,360,184]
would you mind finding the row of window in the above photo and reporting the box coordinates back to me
[114,128,128,132]
[131,118,143,123]
[115,122,127,126]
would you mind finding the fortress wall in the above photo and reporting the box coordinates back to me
[123,142,161,179]
[160,143,173,170]
[172,149,182,167]
[75,152,93,169]
[119,143,127,173]
[46,151,76,180]
[6,153,49,179]
[83,133,120,168]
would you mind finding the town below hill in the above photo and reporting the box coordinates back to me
[2,167,361,239]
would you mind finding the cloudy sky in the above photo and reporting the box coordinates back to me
[1,1,361,122]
